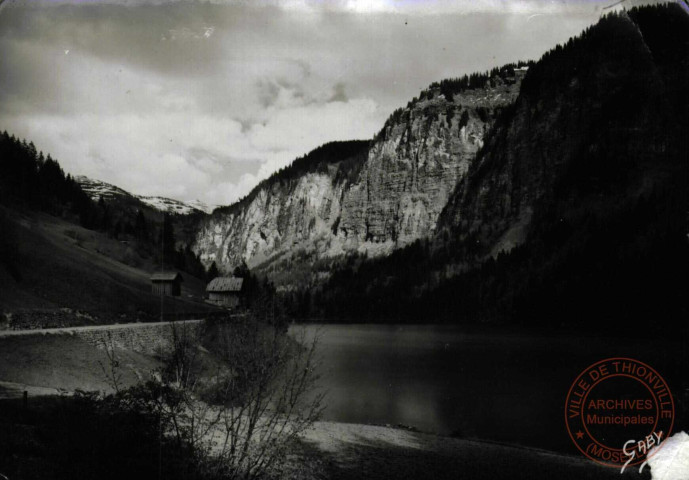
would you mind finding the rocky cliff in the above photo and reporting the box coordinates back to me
[308,4,688,325]
[436,6,689,256]
[337,72,524,249]
[194,141,368,272]
[194,68,527,276]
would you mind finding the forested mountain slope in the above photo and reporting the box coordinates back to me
[307,5,689,330]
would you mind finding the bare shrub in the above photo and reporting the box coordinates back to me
[99,316,324,479]
[199,319,325,479]
[98,331,123,393]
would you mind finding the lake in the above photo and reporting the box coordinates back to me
[290,324,683,452]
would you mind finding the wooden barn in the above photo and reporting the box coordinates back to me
[150,272,183,297]
[206,276,244,309]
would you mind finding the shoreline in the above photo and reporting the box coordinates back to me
[0,392,625,480]
[294,420,620,480]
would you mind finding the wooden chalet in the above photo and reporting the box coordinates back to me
[150,272,183,297]
[206,276,244,309]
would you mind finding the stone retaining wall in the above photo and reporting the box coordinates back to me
[0,320,205,356]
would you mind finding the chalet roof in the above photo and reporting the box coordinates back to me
[151,272,183,282]
[206,276,243,293]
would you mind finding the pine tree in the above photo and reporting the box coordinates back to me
[206,261,219,282]
[233,261,250,277]
[161,214,176,257]
[134,209,148,241]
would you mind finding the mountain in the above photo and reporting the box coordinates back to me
[7,4,681,331]
[74,175,135,203]
[313,4,689,328]
[436,5,688,251]
[0,204,218,326]
[138,196,213,215]
[193,4,687,330]
[74,175,210,252]
[0,138,220,326]
[75,175,211,215]
[194,63,530,282]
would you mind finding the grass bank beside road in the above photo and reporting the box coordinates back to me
[0,332,161,394]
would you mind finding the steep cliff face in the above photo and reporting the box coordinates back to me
[437,7,689,257]
[311,5,689,326]
[337,74,522,250]
[194,71,526,274]
[195,170,349,269]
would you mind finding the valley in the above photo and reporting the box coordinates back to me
[0,4,687,480]
[0,204,218,328]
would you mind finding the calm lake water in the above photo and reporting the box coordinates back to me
[290,324,683,452]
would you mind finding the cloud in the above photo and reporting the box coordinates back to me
[19,0,651,15]
[329,83,348,103]
[1,92,381,206]
[0,0,608,207]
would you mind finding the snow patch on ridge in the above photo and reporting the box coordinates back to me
[137,196,211,215]
[75,175,213,215]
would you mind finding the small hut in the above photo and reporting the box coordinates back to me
[206,276,244,309]
[151,272,183,297]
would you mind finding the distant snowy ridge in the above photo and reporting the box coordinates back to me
[138,196,213,215]
[75,175,212,215]
[75,175,132,202]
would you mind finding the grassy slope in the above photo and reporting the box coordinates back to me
[0,205,221,324]
[0,334,161,394]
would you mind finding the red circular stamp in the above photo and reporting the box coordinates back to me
[565,357,674,469]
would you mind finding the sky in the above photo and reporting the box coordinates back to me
[0,0,657,207]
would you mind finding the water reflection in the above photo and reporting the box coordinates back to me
[290,324,679,452]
